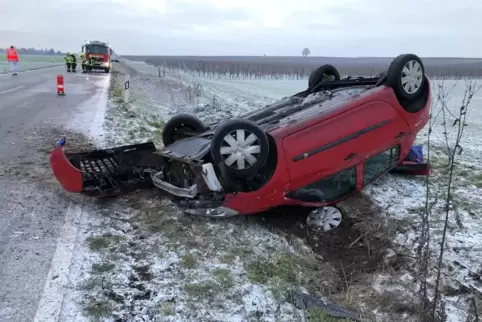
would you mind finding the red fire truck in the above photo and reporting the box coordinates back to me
[81,41,112,73]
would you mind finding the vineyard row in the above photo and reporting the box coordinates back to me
[144,59,482,80]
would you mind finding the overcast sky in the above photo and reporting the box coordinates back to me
[1,0,481,57]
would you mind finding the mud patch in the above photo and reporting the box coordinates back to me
[256,194,406,294]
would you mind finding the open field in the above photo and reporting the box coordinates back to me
[52,59,482,322]
[125,55,482,79]
[0,54,64,73]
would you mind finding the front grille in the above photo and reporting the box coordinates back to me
[80,156,119,174]
[90,56,104,62]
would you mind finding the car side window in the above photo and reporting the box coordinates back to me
[363,145,400,185]
[287,167,357,203]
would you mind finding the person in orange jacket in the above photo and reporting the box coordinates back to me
[6,46,19,76]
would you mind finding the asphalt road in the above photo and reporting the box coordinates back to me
[0,66,110,322]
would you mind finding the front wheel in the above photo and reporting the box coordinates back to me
[211,119,269,178]
[104,68,110,73]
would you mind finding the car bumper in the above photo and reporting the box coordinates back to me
[91,62,110,68]
[50,137,239,217]
[50,137,84,193]
[50,138,163,197]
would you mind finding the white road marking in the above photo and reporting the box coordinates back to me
[0,86,25,95]
[17,100,32,109]
[32,202,83,322]
[0,65,63,78]
[33,73,111,322]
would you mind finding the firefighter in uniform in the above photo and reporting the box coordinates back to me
[70,52,77,73]
[65,52,73,72]
[80,52,87,73]
[87,56,96,73]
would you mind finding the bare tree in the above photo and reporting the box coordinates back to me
[302,48,311,57]
[417,79,482,322]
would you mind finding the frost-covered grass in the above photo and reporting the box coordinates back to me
[0,54,63,73]
[363,80,482,321]
[72,199,342,322]
[65,60,482,322]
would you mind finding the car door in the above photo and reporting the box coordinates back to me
[283,99,410,194]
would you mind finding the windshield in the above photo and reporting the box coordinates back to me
[85,44,108,54]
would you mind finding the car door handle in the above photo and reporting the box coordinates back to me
[344,153,358,160]
[395,132,406,139]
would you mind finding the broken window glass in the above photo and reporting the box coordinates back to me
[363,145,400,185]
[287,167,357,202]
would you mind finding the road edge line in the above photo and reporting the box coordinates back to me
[32,202,83,322]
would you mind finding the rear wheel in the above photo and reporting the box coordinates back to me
[386,54,428,112]
[162,114,207,147]
[308,64,341,89]
[211,119,269,178]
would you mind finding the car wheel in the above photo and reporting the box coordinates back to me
[105,68,110,73]
[211,119,269,178]
[306,206,342,232]
[308,64,341,89]
[162,114,207,147]
[386,54,426,101]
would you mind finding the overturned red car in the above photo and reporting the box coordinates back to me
[51,53,431,230]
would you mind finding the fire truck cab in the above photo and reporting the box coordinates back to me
[81,40,111,73]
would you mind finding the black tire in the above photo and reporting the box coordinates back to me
[386,54,426,101]
[105,68,110,73]
[162,114,207,146]
[397,76,429,113]
[211,119,269,178]
[308,64,341,88]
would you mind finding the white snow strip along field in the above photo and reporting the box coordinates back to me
[88,73,111,148]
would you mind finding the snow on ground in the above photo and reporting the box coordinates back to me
[364,79,482,320]
[65,60,482,322]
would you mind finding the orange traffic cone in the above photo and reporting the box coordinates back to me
[57,75,65,96]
